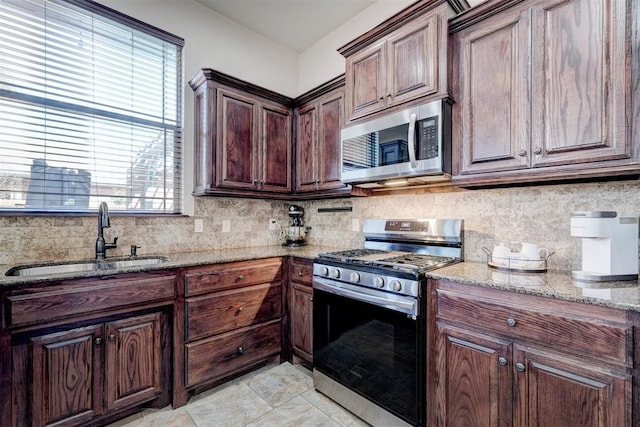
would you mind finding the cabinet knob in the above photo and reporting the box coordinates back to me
[506,318,517,327]
[498,357,507,366]
[95,337,102,345]
[237,346,244,354]
[108,334,115,342]
[238,275,244,280]
[516,362,526,372]
[238,306,244,312]
[298,272,304,276]
[533,147,543,155]
[518,149,527,157]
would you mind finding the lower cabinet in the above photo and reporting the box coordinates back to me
[289,257,313,365]
[178,258,284,400]
[429,279,633,427]
[28,313,162,427]
[2,272,175,427]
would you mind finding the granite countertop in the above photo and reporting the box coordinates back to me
[428,261,640,312]
[3,250,640,313]
[0,245,332,288]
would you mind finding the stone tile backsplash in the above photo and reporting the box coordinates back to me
[1,179,639,272]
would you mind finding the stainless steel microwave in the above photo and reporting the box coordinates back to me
[341,99,451,186]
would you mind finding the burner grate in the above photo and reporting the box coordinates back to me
[318,249,389,262]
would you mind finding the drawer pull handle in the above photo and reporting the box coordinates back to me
[498,357,507,366]
[108,334,115,342]
[237,346,244,354]
[506,318,517,327]
[516,363,526,372]
[95,337,102,345]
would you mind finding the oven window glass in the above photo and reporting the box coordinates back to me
[313,288,420,425]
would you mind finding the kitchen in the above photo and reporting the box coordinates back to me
[0,0,639,426]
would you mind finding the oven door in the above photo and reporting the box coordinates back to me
[313,277,423,426]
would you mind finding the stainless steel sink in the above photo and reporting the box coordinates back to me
[5,256,169,277]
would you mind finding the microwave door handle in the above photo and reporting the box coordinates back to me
[408,113,417,168]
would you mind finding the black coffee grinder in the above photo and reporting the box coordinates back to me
[283,205,310,247]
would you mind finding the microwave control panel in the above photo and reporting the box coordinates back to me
[417,117,438,159]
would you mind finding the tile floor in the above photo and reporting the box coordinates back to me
[109,362,369,427]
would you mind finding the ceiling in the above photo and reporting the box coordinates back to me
[195,0,484,53]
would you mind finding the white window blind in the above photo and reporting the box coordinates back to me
[0,0,183,213]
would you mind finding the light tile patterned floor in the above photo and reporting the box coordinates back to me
[109,362,369,427]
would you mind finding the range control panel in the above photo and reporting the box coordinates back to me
[385,220,430,232]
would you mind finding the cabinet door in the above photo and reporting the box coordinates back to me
[386,12,438,108]
[295,103,318,191]
[454,6,531,175]
[290,282,313,363]
[317,91,347,191]
[105,313,162,411]
[260,103,291,192]
[514,345,631,427]
[346,39,387,120]
[530,0,630,167]
[217,88,257,189]
[30,324,104,427]
[434,323,512,427]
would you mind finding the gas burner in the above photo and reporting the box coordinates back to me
[374,254,457,272]
[318,249,390,262]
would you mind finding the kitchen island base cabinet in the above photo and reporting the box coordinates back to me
[429,279,633,427]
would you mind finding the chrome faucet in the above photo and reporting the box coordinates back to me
[96,202,118,260]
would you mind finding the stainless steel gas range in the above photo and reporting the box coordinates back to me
[312,218,464,427]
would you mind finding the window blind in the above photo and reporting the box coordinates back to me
[0,0,184,213]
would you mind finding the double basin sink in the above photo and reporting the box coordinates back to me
[5,256,169,277]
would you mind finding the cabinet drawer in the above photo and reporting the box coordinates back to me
[186,319,281,387]
[5,275,176,328]
[437,289,632,366]
[290,258,312,286]
[186,282,282,341]
[184,259,282,296]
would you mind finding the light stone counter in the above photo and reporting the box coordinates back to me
[0,245,334,289]
[428,261,640,312]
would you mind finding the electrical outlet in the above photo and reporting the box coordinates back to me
[222,219,230,233]
[194,218,204,233]
[269,218,276,230]
[352,218,360,232]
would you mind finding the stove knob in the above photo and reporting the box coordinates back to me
[350,272,361,283]
[320,266,329,276]
[391,280,402,292]
[374,277,385,288]
[332,268,341,279]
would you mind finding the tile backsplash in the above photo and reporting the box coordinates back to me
[1,179,639,271]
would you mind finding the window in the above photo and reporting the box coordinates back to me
[0,0,183,213]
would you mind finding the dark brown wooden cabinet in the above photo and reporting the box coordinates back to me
[295,78,348,195]
[176,258,284,401]
[339,0,465,122]
[288,257,313,365]
[451,0,638,186]
[2,273,174,427]
[429,279,633,427]
[190,70,292,197]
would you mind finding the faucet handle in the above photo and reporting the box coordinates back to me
[130,245,140,257]
[112,237,119,245]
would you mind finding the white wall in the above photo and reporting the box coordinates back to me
[297,0,414,93]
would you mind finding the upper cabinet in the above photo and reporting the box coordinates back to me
[294,77,349,194]
[450,0,639,186]
[190,70,292,197]
[339,0,468,122]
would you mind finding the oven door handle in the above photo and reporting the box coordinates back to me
[313,278,418,318]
